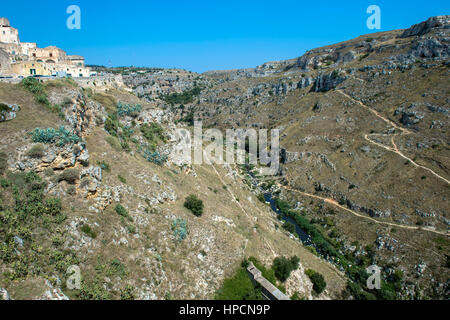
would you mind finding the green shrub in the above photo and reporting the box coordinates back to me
[282,222,296,234]
[120,285,136,300]
[44,167,54,177]
[161,86,202,106]
[96,161,110,173]
[67,185,76,195]
[179,111,195,126]
[21,77,54,107]
[115,204,132,221]
[184,195,204,217]
[27,144,45,159]
[108,259,128,278]
[58,169,79,185]
[140,122,166,145]
[45,198,62,216]
[0,103,9,112]
[118,175,127,184]
[291,292,305,300]
[21,77,45,95]
[117,102,142,117]
[140,148,168,165]
[104,115,119,137]
[126,225,136,234]
[172,218,187,242]
[0,178,11,188]
[30,126,80,147]
[77,280,111,300]
[272,256,300,282]
[81,224,97,239]
[215,267,262,300]
[305,269,327,295]
[35,94,50,105]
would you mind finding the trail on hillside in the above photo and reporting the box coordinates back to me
[278,183,448,236]
[274,89,449,236]
[336,90,450,185]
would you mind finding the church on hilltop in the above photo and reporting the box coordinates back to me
[0,17,93,78]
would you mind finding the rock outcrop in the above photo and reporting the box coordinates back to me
[400,15,450,38]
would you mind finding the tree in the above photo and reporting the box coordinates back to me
[272,256,300,282]
[305,269,327,295]
[282,222,296,234]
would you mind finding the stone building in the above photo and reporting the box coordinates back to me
[0,17,92,78]
[0,18,19,44]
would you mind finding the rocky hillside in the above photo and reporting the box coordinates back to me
[0,16,449,300]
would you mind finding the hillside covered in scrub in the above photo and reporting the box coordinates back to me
[1,16,449,300]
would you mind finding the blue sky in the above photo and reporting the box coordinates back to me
[2,0,449,72]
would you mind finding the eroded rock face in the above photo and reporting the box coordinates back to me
[62,94,107,138]
[400,15,450,38]
[39,280,70,301]
[312,70,347,92]
[0,104,20,122]
[0,288,11,300]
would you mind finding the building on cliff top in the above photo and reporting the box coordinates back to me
[0,17,94,78]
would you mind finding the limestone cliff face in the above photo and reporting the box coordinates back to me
[400,15,450,38]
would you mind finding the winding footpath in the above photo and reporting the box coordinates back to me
[278,182,448,236]
[337,90,450,185]
[277,90,449,236]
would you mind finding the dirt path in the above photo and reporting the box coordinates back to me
[336,90,450,185]
[275,90,449,236]
[278,183,448,236]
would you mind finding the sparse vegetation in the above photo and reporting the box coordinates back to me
[96,160,111,173]
[140,122,166,149]
[118,175,127,184]
[0,171,75,283]
[81,224,97,239]
[161,86,202,106]
[58,169,79,185]
[0,152,7,174]
[27,144,45,159]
